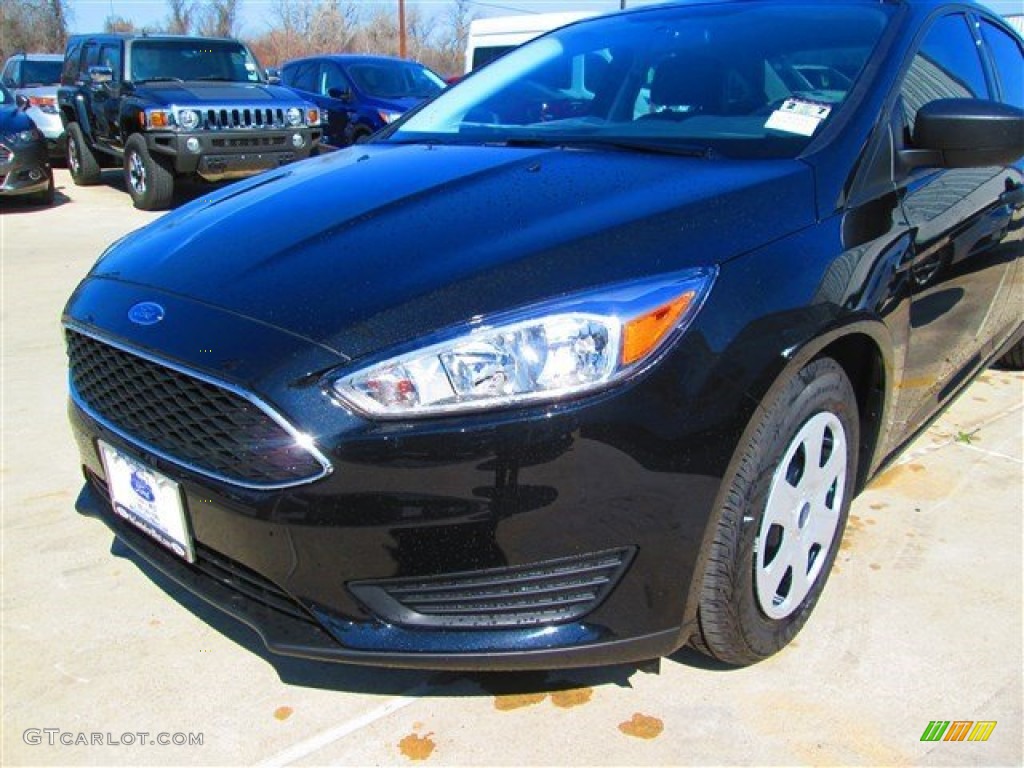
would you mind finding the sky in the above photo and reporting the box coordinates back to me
[67,0,1023,37]
[66,0,665,37]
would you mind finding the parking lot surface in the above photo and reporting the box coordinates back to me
[2,170,1022,766]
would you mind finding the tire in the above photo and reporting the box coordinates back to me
[351,127,372,145]
[29,171,55,206]
[995,338,1024,371]
[66,123,101,186]
[124,134,174,211]
[693,357,859,666]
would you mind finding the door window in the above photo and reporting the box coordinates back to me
[901,14,990,134]
[100,44,121,83]
[979,19,1024,109]
[321,62,350,98]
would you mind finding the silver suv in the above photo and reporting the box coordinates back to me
[1,53,64,158]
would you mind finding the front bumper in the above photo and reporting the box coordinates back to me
[63,283,752,669]
[0,142,51,196]
[143,128,321,181]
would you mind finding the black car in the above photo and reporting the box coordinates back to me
[63,0,1023,669]
[280,54,446,148]
[0,84,54,205]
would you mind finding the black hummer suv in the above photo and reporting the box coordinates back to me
[58,34,321,210]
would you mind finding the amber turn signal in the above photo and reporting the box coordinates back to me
[621,292,696,365]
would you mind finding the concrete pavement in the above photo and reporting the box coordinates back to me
[1,170,1021,766]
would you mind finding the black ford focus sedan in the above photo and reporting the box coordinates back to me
[64,0,1023,669]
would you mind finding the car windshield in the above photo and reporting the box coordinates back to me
[390,3,894,159]
[347,60,445,100]
[20,59,62,86]
[130,40,263,83]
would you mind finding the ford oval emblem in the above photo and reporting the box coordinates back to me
[130,471,156,503]
[128,302,165,326]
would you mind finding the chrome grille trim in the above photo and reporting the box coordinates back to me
[65,321,333,491]
[197,105,294,130]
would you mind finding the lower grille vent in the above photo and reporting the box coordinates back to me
[349,548,635,629]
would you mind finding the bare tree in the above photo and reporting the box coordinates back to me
[166,0,195,35]
[1,0,71,61]
[196,0,240,37]
[104,15,139,33]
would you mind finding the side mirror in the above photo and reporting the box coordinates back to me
[88,65,113,85]
[327,87,353,103]
[265,68,281,84]
[900,98,1024,171]
[15,94,30,111]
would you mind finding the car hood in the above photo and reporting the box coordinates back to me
[0,105,35,134]
[87,143,816,361]
[133,81,309,106]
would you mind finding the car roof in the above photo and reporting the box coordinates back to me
[6,53,63,61]
[68,33,243,44]
[286,54,421,67]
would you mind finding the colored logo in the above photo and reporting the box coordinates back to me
[128,302,165,326]
[130,471,156,503]
[921,721,997,742]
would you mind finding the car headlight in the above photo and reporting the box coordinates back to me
[177,109,201,130]
[286,107,303,126]
[329,268,716,418]
[377,110,403,125]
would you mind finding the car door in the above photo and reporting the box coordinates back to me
[92,42,124,149]
[319,61,355,146]
[892,12,1022,432]
[975,16,1024,355]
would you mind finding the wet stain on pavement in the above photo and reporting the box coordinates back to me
[619,713,664,740]
[273,706,293,721]
[868,463,952,500]
[551,687,594,708]
[494,692,547,710]
[869,502,887,511]
[399,732,436,761]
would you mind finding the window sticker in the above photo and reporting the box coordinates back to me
[765,99,832,137]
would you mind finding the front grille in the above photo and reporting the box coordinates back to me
[67,329,329,488]
[349,548,635,629]
[211,136,288,149]
[203,107,290,130]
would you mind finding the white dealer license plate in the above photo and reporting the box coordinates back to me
[98,441,195,563]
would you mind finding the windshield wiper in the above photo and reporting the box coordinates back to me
[134,77,185,84]
[194,76,242,82]
[488,136,715,158]
[568,138,715,158]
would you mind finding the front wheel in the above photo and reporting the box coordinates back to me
[693,357,859,665]
[66,123,100,186]
[124,134,174,210]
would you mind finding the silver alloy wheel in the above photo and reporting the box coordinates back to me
[127,149,146,195]
[754,411,847,619]
[68,137,80,175]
